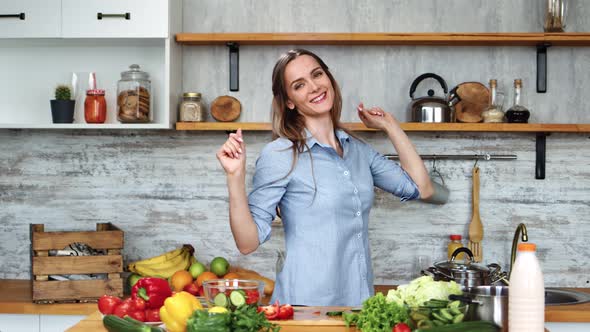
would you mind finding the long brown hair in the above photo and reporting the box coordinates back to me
[271,49,349,171]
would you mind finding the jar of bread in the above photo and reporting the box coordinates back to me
[117,64,151,123]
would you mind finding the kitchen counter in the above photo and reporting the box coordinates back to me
[2,280,589,328]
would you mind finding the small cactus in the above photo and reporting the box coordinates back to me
[54,85,72,101]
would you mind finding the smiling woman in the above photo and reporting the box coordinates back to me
[215,48,433,307]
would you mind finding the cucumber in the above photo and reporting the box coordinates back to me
[214,293,229,307]
[415,320,499,332]
[103,315,164,332]
[439,308,454,321]
[229,290,246,307]
[449,307,463,315]
[452,313,465,324]
[431,311,450,323]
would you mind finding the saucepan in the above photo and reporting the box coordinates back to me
[449,286,508,332]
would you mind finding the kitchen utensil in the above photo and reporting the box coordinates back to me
[408,73,452,123]
[468,166,483,262]
[449,286,508,332]
[448,82,489,123]
[211,95,242,122]
[425,247,507,289]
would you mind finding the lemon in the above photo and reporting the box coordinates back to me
[208,306,229,314]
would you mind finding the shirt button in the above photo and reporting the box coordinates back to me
[356,211,361,216]
[357,233,362,238]
[353,188,358,194]
[360,254,364,259]
[343,171,349,176]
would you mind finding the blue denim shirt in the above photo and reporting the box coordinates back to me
[248,129,419,306]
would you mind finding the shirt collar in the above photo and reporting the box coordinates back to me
[303,127,350,151]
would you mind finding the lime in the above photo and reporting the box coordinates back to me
[229,290,246,307]
[210,257,230,277]
[189,262,207,279]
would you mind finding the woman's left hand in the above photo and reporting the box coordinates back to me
[356,103,400,132]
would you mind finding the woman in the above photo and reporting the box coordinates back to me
[216,49,433,306]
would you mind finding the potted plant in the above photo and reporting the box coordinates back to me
[50,84,75,123]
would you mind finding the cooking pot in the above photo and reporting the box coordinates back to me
[424,248,508,289]
[408,73,452,123]
[449,286,508,332]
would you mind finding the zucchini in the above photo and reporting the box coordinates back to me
[103,315,165,332]
[415,320,500,332]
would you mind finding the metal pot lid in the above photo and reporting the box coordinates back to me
[412,97,449,107]
[433,247,491,274]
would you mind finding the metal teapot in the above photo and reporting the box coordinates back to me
[408,73,452,123]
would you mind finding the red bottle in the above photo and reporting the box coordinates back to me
[85,89,107,123]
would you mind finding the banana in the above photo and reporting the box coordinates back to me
[131,250,192,278]
[127,244,194,268]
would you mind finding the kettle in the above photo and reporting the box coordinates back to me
[408,73,452,123]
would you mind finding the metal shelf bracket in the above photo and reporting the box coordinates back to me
[227,42,239,91]
[536,133,549,180]
[537,42,551,93]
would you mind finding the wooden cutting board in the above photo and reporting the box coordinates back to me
[210,95,241,122]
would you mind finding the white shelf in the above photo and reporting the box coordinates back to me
[0,123,171,129]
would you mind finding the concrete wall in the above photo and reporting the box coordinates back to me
[1,0,589,287]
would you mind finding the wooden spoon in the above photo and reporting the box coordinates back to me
[468,166,484,262]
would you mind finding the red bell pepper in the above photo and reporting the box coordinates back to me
[245,289,260,305]
[97,295,122,315]
[131,277,172,309]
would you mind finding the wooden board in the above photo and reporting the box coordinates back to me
[33,279,123,302]
[176,122,590,132]
[32,255,123,275]
[32,230,123,250]
[210,95,242,122]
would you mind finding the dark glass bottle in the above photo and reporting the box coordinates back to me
[505,79,530,123]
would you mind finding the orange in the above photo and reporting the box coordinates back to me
[170,270,193,292]
[196,271,218,287]
[222,272,241,280]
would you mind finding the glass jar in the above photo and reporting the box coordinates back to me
[84,89,107,123]
[179,92,206,122]
[117,64,152,123]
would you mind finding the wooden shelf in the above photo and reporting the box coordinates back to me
[176,122,590,133]
[176,32,590,46]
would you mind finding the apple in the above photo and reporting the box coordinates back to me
[183,282,200,296]
[189,262,207,279]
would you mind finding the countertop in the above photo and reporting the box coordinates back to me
[2,279,589,323]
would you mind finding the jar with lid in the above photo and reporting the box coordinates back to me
[117,64,152,123]
[84,89,107,123]
[179,92,206,122]
[447,234,466,260]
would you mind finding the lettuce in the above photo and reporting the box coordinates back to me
[386,276,462,308]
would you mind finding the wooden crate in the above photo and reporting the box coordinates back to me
[30,223,124,304]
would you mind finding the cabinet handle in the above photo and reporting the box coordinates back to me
[97,12,131,20]
[0,13,25,20]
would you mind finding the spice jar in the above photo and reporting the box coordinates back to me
[117,64,151,123]
[84,89,107,123]
[179,92,206,122]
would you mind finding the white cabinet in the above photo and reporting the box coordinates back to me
[0,0,60,38]
[62,0,168,38]
[0,0,182,129]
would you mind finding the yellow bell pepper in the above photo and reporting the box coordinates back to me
[159,291,203,332]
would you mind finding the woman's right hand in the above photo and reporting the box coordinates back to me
[216,128,246,176]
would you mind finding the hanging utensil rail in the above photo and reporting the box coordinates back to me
[384,154,517,161]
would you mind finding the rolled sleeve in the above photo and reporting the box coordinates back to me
[248,142,292,244]
[366,144,420,201]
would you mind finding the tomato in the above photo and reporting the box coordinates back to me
[130,297,146,311]
[245,289,260,305]
[392,322,411,332]
[257,303,279,320]
[112,301,133,318]
[128,310,146,322]
[276,304,294,320]
[97,295,122,315]
[145,308,161,322]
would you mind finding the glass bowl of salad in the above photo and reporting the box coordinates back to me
[202,279,263,309]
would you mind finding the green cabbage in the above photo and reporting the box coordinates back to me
[386,276,462,308]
